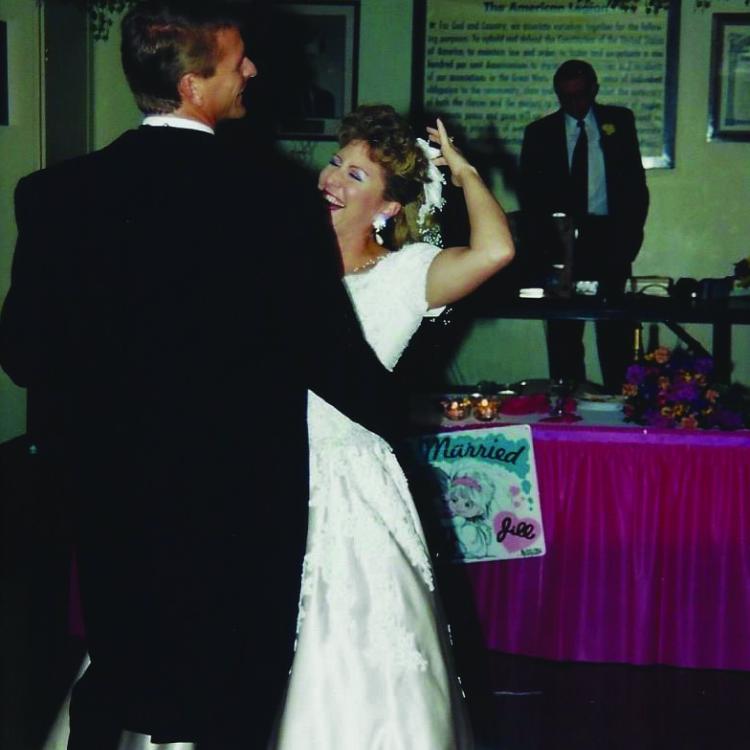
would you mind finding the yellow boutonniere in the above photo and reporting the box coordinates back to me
[602,123,616,136]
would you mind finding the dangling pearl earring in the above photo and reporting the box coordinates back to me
[372,213,388,246]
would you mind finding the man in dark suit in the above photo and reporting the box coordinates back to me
[0,2,396,747]
[520,59,649,392]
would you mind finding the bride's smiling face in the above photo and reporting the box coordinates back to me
[318,140,396,239]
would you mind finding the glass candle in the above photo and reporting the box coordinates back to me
[473,397,497,421]
[442,398,470,420]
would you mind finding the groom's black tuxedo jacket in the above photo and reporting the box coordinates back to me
[0,126,397,740]
[520,103,649,280]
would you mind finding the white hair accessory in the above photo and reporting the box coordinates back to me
[415,137,446,229]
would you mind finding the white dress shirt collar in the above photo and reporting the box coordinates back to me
[142,114,215,135]
[564,108,598,142]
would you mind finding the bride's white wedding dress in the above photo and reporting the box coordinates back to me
[272,244,473,750]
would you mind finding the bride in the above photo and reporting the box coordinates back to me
[271,105,514,750]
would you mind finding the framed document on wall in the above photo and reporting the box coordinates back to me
[708,13,750,142]
[271,3,359,140]
[412,0,680,168]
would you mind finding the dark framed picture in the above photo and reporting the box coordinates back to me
[708,13,750,142]
[271,3,359,140]
[0,22,8,126]
[411,0,680,169]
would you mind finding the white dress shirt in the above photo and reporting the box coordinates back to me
[565,109,608,216]
[142,114,214,135]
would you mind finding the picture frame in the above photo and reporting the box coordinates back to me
[271,2,359,140]
[0,22,8,126]
[411,0,681,169]
[708,13,750,142]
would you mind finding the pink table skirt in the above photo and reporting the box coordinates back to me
[464,424,750,671]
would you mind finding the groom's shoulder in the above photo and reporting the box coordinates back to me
[70,127,235,184]
[92,127,228,171]
[21,129,140,188]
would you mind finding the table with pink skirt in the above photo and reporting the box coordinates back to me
[417,396,750,672]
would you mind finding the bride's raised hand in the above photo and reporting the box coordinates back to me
[425,118,478,188]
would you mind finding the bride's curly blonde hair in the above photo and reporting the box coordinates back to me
[338,104,435,249]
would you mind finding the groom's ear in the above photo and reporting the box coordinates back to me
[178,73,202,107]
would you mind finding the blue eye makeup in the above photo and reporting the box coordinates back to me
[327,153,367,182]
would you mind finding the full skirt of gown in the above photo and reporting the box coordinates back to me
[270,392,472,749]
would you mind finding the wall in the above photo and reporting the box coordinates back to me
[0,0,42,442]
[44,1,90,167]
[91,13,140,149]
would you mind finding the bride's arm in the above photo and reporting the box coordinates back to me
[424,119,515,309]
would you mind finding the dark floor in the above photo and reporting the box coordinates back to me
[3,435,750,749]
[5,641,749,749]
[478,652,750,750]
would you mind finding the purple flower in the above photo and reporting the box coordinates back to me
[670,381,700,403]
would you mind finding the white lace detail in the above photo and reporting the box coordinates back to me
[301,393,434,672]
[343,243,445,371]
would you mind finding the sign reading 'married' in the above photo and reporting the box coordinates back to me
[412,425,545,563]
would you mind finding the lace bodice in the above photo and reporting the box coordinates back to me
[343,242,444,371]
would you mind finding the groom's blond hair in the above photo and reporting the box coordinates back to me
[121,0,243,114]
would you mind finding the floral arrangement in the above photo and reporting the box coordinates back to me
[622,346,745,429]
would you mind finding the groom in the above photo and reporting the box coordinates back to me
[0,1,397,747]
